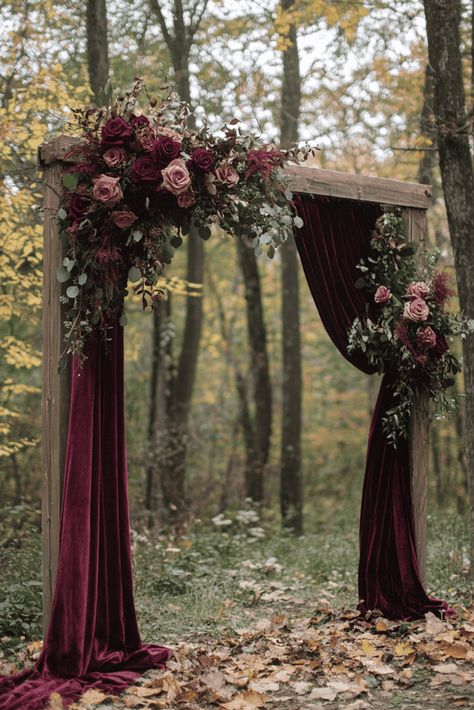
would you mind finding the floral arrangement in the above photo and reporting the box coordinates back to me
[57,79,308,358]
[347,211,470,446]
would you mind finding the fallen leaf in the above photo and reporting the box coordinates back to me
[81,688,107,704]
[221,689,266,709]
[394,642,415,657]
[309,686,338,701]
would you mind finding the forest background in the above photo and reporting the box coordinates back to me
[1,0,473,652]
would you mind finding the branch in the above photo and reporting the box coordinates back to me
[188,0,210,41]
[149,0,172,48]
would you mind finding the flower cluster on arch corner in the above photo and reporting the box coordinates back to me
[57,78,314,360]
[347,210,473,447]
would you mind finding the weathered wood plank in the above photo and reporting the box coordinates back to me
[41,162,70,633]
[405,207,430,583]
[39,136,432,210]
[286,164,431,209]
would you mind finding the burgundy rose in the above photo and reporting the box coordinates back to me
[130,114,150,130]
[403,298,429,322]
[374,286,391,304]
[101,117,133,146]
[103,147,126,168]
[67,194,91,222]
[190,148,214,173]
[153,137,181,167]
[131,156,162,184]
[416,326,437,351]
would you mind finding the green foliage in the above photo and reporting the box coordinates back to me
[0,505,42,645]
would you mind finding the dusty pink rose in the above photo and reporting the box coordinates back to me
[407,281,430,300]
[177,191,196,208]
[112,209,137,229]
[374,286,391,304]
[416,326,437,351]
[92,174,123,207]
[204,172,217,195]
[103,148,126,168]
[215,163,240,186]
[161,159,191,195]
[403,297,429,322]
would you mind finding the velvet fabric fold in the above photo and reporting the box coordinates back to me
[295,195,451,620]
[0,324,170,710]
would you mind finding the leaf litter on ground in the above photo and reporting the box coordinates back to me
[8,603,471,709]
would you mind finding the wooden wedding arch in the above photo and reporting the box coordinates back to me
[38,136,432,630]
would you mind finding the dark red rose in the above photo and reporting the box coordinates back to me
[130,114,150,131]
[190,147,214,173]
[153,137,181,167]
[131,156,162,184]
[432,334,449,360]
[101,117,133,146]
[67,194,91,222]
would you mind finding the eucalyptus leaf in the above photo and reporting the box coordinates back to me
[62,173,79,189]
[293,216,304,229]
[170,235,183,249]
[199,225,212,241]
[66,285,79,299]
[132,230,143,242]
[56,266,70,283]
[128,266,142,283]
[57,208,67,221]
[78,273,88,285]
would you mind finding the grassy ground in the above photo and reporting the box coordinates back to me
[1,504,473,708]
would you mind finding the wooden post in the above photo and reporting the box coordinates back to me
[41,158,70,632]
[405,207,430,582]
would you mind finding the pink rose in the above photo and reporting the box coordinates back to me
[92,174,123,207]
[374,286,391,304]
[177,191,196,209]
[103,148,126,168]
[112,209,137,229]
[403,298,429,322]
[416,326,437,351]
[161,159,191,196]
[215,163,240,186]
[407,281,430,300]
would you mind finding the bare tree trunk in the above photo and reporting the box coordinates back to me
[417,65,437,189]
[279,0,303,534]
[423,0,474,574]
[235,237,272,502]
[149,0,208,524]
[86,0,110,103]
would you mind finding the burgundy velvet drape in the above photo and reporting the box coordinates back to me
[295,195,451,620]
[0,324,169,710]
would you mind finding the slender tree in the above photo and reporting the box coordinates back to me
[279,0,303,534]
[86,0,110,103]
[148,0,208,523]
[423,0,474,572]
[235,238,272,502]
